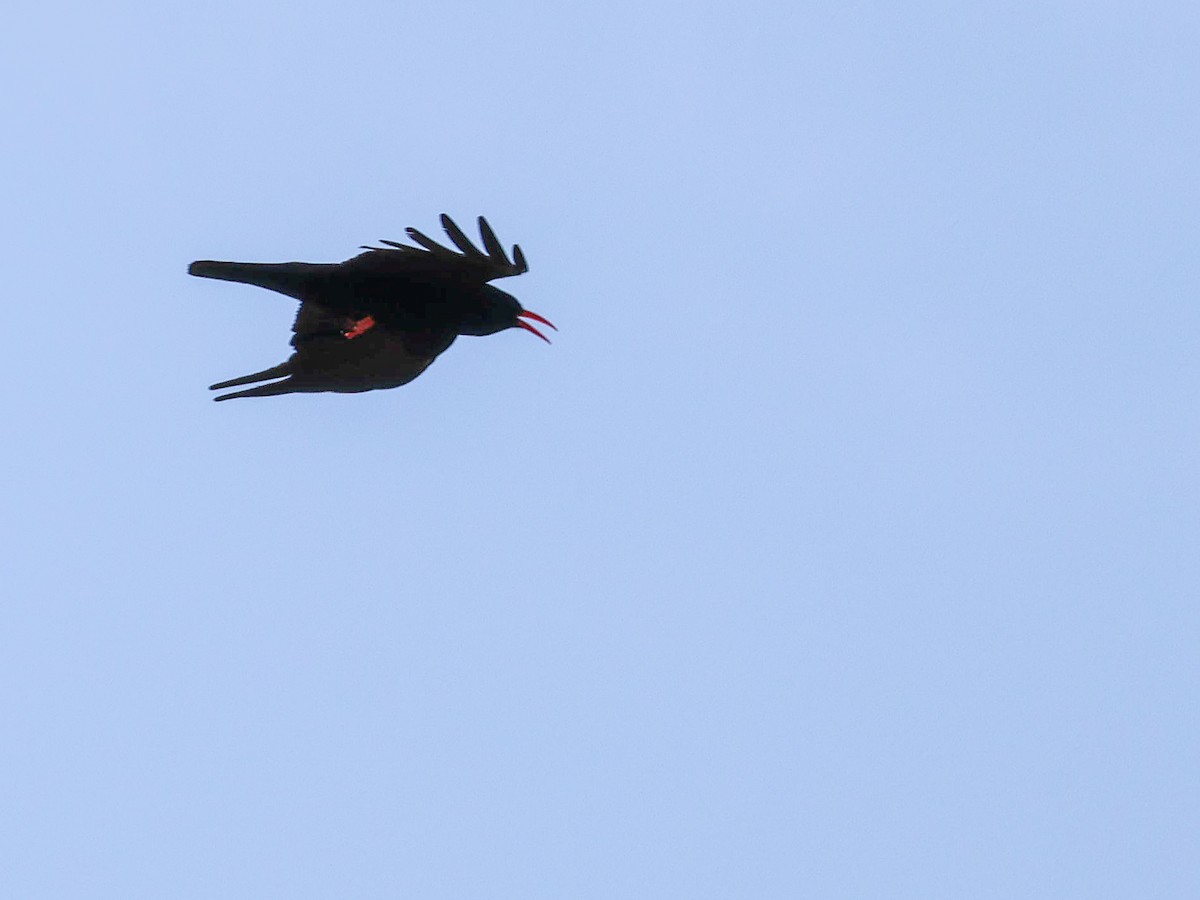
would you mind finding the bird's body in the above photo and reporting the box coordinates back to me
[189,215,553,401]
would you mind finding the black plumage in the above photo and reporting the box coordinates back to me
[189,214,554,401]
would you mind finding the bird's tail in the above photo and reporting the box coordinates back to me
[210,361,299,401]
[212,379,303,401]
[209,362,293,392]
[188,261,330,300]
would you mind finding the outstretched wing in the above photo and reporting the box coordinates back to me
[210,301,456,400]
[343,213,527,285]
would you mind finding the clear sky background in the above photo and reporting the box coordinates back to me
[2,2,1197,897]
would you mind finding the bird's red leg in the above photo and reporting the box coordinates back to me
[343,315,376,339]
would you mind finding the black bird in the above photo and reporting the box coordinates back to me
[189,214,555,400]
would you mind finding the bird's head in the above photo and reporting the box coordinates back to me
[459,285,556,342]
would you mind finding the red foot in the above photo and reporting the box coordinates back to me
[343,315,376,339]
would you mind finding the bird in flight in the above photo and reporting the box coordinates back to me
[189,214,555,401]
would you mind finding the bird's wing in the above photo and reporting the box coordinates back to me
[287,301,456,391]
[343,214,528,284]
[291,300,356,344]
[211,302,456,399]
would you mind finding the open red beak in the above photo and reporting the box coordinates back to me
[516,309,557,344]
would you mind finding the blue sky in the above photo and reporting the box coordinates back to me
[3,2,1197,897]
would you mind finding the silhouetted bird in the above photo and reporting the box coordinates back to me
[189,214,554,401]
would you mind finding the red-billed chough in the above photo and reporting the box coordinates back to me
[190,214,555,401]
